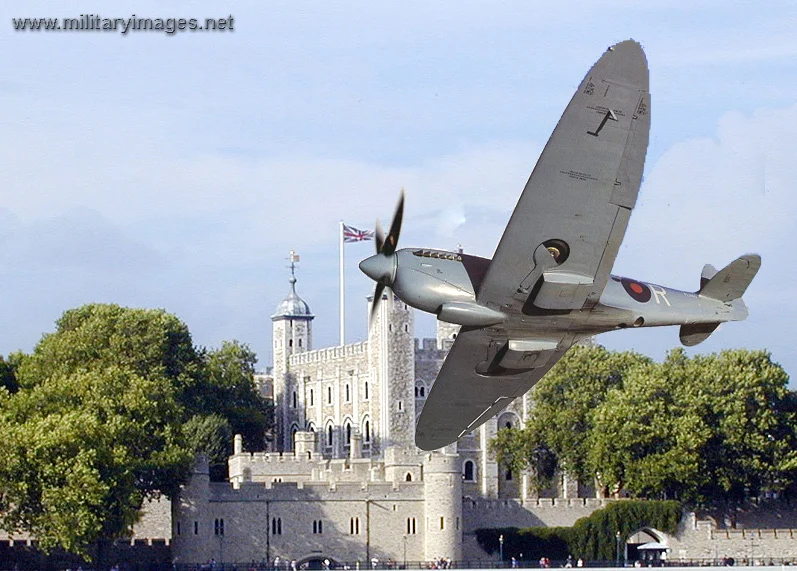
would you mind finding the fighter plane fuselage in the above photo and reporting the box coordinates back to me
[385,247,748,339]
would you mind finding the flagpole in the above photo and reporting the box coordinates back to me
[339,220,345,346]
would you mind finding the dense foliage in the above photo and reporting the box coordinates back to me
[0,304,271,558]
[476,500,681,561]
[490,345,795,516]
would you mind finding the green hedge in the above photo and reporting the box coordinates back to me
[475,500,681,561]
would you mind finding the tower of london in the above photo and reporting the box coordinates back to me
[169,263,790,566]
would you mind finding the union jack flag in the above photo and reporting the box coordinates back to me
[342,224,374,243]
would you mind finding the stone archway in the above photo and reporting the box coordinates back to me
[626,527,669,565]
[296,555,341,570]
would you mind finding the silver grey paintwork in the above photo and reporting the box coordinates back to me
[358,40,761,451]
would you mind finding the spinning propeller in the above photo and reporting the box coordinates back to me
[359,190,405,323]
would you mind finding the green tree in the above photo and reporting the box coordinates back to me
[0,304,272,558]
[588,348,795,516]
[0,353,21,393]
[588,360,707,498]
[0,366,191,558]
[200,340,271,451]
[490,345,651,491]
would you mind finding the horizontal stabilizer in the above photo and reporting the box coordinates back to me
[699,254,761,302]
[680,322,721,347]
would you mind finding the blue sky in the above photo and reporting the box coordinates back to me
[2,1,796,379]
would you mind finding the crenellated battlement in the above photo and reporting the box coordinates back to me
[289,341,368,366]
[463,497,618,510]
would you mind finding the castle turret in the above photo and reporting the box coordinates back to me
[423,452,463,561]
[367,291,415,453]
[272,251,314,452]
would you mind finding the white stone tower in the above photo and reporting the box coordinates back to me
[423,452,463,561]
[272,251,314,452]
[367,291,415,453]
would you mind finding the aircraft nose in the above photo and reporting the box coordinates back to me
[359,254,396,285]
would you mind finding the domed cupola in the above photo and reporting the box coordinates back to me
[272,251,314,320]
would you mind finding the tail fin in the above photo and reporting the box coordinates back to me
[679,254,761,347]
[698,254,761,302]
[700,264,718,289]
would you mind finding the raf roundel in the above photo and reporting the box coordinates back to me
[621,277,652,303]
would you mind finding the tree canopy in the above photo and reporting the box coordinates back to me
[490,345,795,513]
[0,303,272,558]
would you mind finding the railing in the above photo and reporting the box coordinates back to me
[5,561,797,571]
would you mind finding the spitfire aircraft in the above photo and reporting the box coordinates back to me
[358,40,761,451]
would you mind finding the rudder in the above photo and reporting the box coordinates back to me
[699,254,761,302]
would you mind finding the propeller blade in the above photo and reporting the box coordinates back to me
[370,283,386,325]
[382,189,404,257]
[375,219,385,254]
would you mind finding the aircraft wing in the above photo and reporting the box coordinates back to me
[477,40,650,313]
[415,327,572,451]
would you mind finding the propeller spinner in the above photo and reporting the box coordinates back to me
[359,190,405,323]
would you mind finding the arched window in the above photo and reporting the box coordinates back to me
[415,386,419,398]
[345,422,352,446]
[345,383,350,402]
[364,382,369,400]
[405,472,412,482]
[292,391,297,408]
[464,460,475,481]
[420,386,425,397]
[364,420,371,442]
[327,386,332,404]
[327,425,333,447]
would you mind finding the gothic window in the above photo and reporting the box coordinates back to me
[464,460,476,482]
[364,420,371,443]
[327,425,333,447]
[291,425,298,444]
[405,472,412,482]
[345,422,352,446]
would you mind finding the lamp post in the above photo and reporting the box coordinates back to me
[499,535,505,566]
[615,531,621,567]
